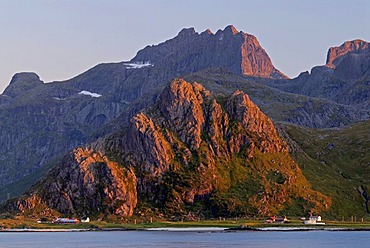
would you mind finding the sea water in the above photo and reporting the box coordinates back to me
[0,230,369,248]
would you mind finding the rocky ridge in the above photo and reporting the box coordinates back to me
[3,79,331,218]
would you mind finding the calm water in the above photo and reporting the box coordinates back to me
[0,230,369,248]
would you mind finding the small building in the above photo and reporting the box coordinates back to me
[304,215,325,225]
[265,215,289,223]
[81,217,90,223]
[37,217,48,223]
[53,218,79,224]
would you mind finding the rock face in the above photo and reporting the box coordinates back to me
[4,148,137,217]
[132,25,287,79]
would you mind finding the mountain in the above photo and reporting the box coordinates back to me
[280,120,370,215]
[0,25,314,201]
[3,79,330,218]
[0,26,369,218]
[266,40,370,111]
[131,25,288,79]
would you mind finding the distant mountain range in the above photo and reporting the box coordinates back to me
[0,26,369,218]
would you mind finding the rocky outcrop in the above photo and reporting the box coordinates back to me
[326,40,370,81]
[158,80,210,150]
[4,148,137,217]
[3,72,44,98]
[224,91,287,153]
[326,39,370,68]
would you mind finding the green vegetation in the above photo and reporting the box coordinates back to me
[280,120,370,217]
[3,216,370,230]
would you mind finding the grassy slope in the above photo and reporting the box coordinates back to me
[280,120,370,217]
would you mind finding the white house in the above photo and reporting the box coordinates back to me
[304,215,325,225]
[81,217,90,223]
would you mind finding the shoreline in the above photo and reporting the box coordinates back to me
[2,226,370,233]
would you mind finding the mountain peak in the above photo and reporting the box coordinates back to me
[9,72,41,85]
[3,72,44,97]
[223,25,239,35]
[201,29,213,35]
[177,27,196,37]
[326,39,370,68]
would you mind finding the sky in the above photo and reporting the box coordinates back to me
[1,0,369,93]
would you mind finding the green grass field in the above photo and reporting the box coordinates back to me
[3,215,370,230]
[280,120,370,217]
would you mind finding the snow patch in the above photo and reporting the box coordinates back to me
[121,100,131,104]
[52,97,65,101]
[78,90,102,98]
[124,61,153,69]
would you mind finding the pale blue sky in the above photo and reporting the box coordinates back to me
[1,0,369,92]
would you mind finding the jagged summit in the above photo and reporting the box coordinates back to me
[201,28,213,35]
[223,24,239,35]
[177,27,196,37]
[131,25,288,79]
[326,39,370,68]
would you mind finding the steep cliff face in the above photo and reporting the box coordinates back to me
[3,79,331,217]
[4,148,137,217]
[132,25,287,79]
